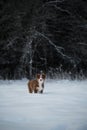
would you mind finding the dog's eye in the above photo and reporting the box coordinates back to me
[37,74,40,79]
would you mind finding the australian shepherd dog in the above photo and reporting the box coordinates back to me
[28,73,46,93]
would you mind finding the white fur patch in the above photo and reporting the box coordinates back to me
[38,75,44,92]
[38,82,43,92]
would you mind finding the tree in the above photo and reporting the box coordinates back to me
[0,0,87,79]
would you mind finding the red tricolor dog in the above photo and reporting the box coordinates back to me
[28,73,46,93]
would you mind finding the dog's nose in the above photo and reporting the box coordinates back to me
[40,79,42,81]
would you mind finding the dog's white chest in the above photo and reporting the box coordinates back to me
[38,82,43,92]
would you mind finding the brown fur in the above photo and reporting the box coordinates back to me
[27,74,46,93]
[28,79,39,93]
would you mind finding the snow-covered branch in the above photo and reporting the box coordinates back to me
[53,5,73,16]
[35,30,81,65]
[41,0,72,16]
[42,0,65,8]
[35,30,64,50]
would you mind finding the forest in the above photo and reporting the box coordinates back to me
[0,0,87,79]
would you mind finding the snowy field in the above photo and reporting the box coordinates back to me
[0,79,87,130]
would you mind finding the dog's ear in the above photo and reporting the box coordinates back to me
[42,73,46,79]
[36,74,40,79]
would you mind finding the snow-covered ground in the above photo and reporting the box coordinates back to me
[0,79,87,130]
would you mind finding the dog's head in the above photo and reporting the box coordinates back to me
[36,73,46,83]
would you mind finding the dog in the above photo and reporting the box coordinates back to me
[28,73,46,93]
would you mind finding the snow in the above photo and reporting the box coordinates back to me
[0,79,87,130]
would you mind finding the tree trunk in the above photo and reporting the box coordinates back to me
[29,40,33,79]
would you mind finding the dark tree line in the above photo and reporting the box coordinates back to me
[0,0,87,79]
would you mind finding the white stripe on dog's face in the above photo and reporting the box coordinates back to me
[38,75,44,92]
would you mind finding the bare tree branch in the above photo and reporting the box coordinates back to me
[42,0,65,8]
[35,30,81,65]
